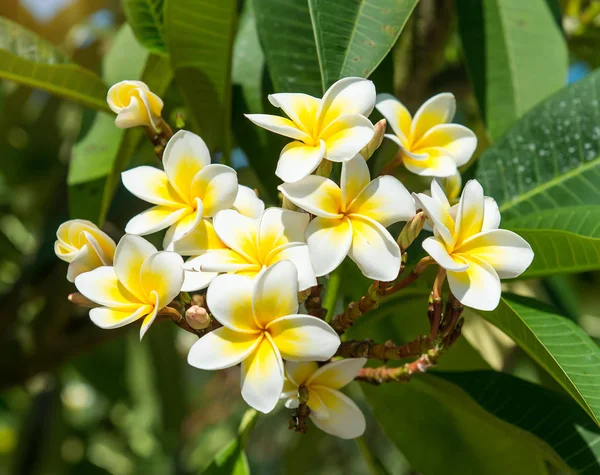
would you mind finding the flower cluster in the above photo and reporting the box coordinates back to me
[55,76,533,439]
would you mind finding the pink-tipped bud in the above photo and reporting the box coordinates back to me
[185,305,210,330]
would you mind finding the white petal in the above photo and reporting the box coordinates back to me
[233,185,265,219]
[114,234,157,300]
[456,229,534,279]
[113,96,149,129]
[163,202,204,244]
[454,179,485,246]
[310,387,366,439]
[307,358,367,389]
[252,260,299,328]
[318,77,376,129]
[66,244,103,282]
[483,197,501,230]
[285,398,300,409]
[245,114,311,141]
[320,114,375,163]
[413,192,455,247]
[267,314,340,361]
[414,124,477,167]
[375,93,412,144]
[341,154,371,207]
[431,179,451,209]
[348,215,401,281]
[74,266,140,309]
[190,164,238,217]
[402,147,458,178]
[278,176,343,219]
[181,268,217,292]
[213,209,260,260]
[163,130,211,202]
[164,218,225,255]
[348,175,415,227]
[447,255,501,311]
[422,237,469,272]
[268,93,320,134]
[306,217,352,277]
[276,140,326,183]
[286,361,319,386]
[207,273,260,333]
[241,335,284,414]
[121,166,183,206]
[125,206,191,236]
[139,291,160,339]
[258,207,309,259]
[442,171,463,202]
[187,326,261,370]
[410,93,456,142]
[268,244,317,291]
[89,304,151,330]
[139,251,184,308]
[187,249,258,274]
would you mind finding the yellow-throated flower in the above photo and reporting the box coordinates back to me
[55,220,116,282]
[246,77,376,182]
[279,154,415,281]
[122,130,239,249]
[282,358,367,439]
[107,80,164,131]
[376,93,477,177]
[184,207,316,291]
[415,179,533,311]
[75,235,184,339]
[187,261,340,413]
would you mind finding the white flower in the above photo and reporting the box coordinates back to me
[282,358,367,439]
[187,261,340,414]
[415,180,533,311]
[121,130,239,249]
[246,77,376,182]
[107,80,164,131]
[376,93,477,177]
[74,235,184,339]
[55,220,116,282]
[183,207,316,291]
[279,154,415,281]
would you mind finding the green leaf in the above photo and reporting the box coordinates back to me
[254,0,322,95]
[308,0,418,90]
[122,0,167,54]
[363,373,562,474]
[440,370,600,474]
[456,0,567,139]
[0,16,109,111]
[476,294,600,427]
[165,0,236,158]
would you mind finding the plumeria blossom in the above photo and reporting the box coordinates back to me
[279,154,415,281]
[282,358,367,439]
[122,130,239,249]
[246,77,376,182]
[183,207,316,291]
[376,92,477,177]
[187,261,340,413]
[107,80,164,131]
[55,220,116,282]
[415,180,533,311]
[74,235,184,339]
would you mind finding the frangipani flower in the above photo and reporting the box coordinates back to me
[184,207,316,291]
[279,154,415,281]
[55,220,116,282]
[187,261,340,413]
[74,235,184,339]
[282,358,367,439]
[376,93,477,177]
[107,80,164,131]
[122,130,238,249]
[246,77,376,182]
[415,180,533,311]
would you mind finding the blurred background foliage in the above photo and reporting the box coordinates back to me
[0,0,600,474]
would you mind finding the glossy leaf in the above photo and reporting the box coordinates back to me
[308,0,418,89]
[123,0,167,54]
[0,17,109,111]
[165,0,236,157]
[457,0,567,139]
[476,294,600,427]
[441,370,600,474]
[254,0,322,95]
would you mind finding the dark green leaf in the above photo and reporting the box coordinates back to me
[123,0,167,54]
[308,0,418,89]
[457,0,567,139]
[254,0,322,95]
[440,370,600,474]
[0,16,109,111]
[476,294,600,426]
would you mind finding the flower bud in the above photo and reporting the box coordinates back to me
[442,172,462,204]
[397,211,426,253]
[360,118,386,160]
[107,80,164,131]
[55,220,116,282]
[185,305,210,330]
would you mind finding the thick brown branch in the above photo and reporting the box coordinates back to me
[334,336,432,361]
[289,385,311,434]
[304,285,326,319]
[330,281,385,334]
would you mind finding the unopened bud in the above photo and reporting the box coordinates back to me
[398,211,426,253]
[185,305,210,330]
[360,119,386,160]
[314,159,333,177]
